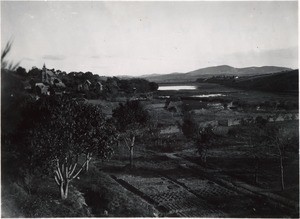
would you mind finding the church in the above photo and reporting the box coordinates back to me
[35,64,65,95]
[41,64,64,86]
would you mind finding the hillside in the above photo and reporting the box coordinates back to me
[229,70,298,93]
[142,65,291,83]
[198,70,298,94]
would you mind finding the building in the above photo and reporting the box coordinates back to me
[95,81,103,92]
[35,83,49,95]
[83,80,91,91]
[41,64,65,86]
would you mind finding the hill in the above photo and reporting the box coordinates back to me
[197,69,298,94]
[141,65,292,83]
[229,70,298,93]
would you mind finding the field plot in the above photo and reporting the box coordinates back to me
[97,82,298,217]
[111,173,225,217]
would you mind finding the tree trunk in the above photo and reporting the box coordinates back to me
[54,157,88,200]
[280,157,285,190]
[86,160,90,172]
[130,146,134,168]
[85,153,92,172]
[254,159,259,184]
[60,180,69,200]
[129,135,135,168]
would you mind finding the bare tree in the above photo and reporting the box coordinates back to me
[255,125,297,191]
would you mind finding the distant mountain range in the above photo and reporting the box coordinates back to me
[140,65,292,83]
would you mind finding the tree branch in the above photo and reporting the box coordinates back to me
[69,163,77,177]
[124,138,130,150]
[56,166,63,181]
[54,175,60,186]
[70,160,88,181]
[65,163,69,179]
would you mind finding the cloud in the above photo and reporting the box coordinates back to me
[42,55,66,61]
[22,57,34,61]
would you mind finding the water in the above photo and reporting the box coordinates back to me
[158,85,197,91]
[192,94,225,98]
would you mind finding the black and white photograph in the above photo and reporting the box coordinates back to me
[1,0,299,217]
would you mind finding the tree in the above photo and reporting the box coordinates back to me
[72,104,117,171]
[263,126,296,191]
[16,66,27,76]
[181,115,215,164]
[248,122,297,190]
[112,100,150,168]
[181,114,198,139]
[146,121,161,147]
[24,96,116,199]
[247,125,266,184]
[195,126,215,164]
[149,82,159,92]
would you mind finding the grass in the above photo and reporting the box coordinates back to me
[1,176,91,218]
[75,164,159,217]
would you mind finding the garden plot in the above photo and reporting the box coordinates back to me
[176,208,225,217]
[177,177,237,199]
[134,156,181,171]
[117,175,185,196]
[174,175,285,217]
[116,174,225,217]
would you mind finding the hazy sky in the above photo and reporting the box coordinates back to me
[1,1,298,76]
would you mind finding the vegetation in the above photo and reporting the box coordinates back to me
[181,114,216,164]
[5,96,116,200]
[196,70,299,94]
[260,125,297,190]
[112,100,150,168]
[1,40,20,71]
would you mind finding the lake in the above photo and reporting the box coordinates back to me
[191,94,225,98]
[158,85,197,91]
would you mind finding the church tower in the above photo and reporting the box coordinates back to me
[42,63,48,83]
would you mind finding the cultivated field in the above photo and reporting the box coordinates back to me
[84,82,299,217]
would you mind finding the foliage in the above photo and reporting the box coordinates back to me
[18,96,116,199]
[1,40,20,71]
[112,100,150,167]
[181,114,215,163]
[113,100,150,132]
[247,123,298,190]
[57,72,158,99]
[118,78,158,93]
[181,113,198,139]
[194,126,215,163]
[160,136,182,153]
[16,66,27,76]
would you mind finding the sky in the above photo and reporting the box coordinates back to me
[1,1,298,76]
